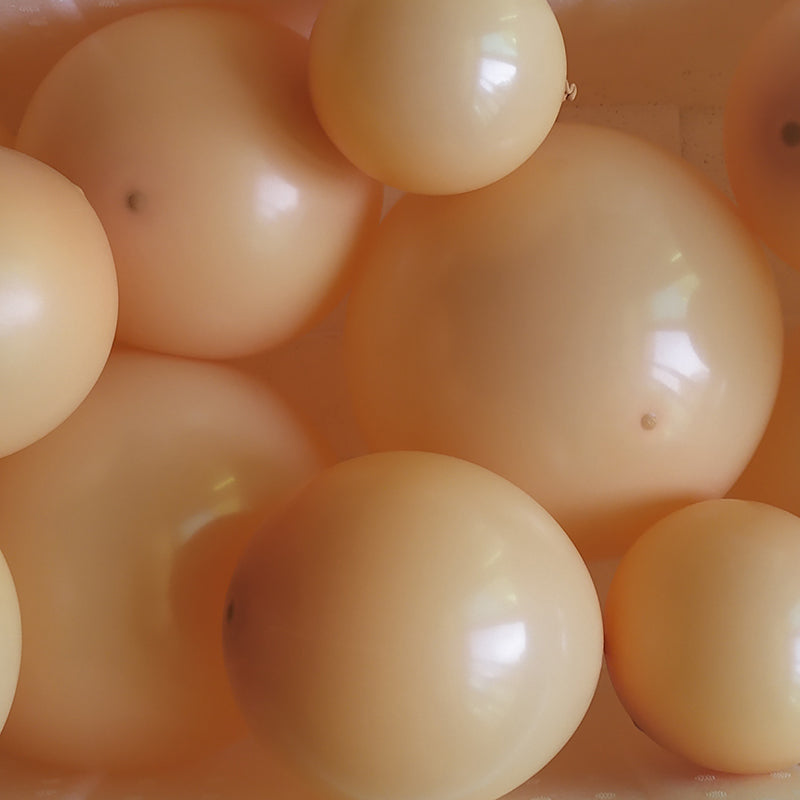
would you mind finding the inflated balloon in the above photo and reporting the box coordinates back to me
[605,499,800,774]
[309,0,567,194]
[224,451,603,800]
[0,350,326,771]
[725,0,800,270]
[16,6,381,359]
[0,146,117,458]
[346,122,783,559]
[0,552,20,737]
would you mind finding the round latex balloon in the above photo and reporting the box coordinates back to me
[224,451,603,800]
[0,552,21,735]
[0,349,326,771]
[605,499,800,774]
[16,6,381,359]
[728,324,800,513]
[308,0,567,194]
[345,122,783,559]
[0,146,117,458]
[725,0,800,270]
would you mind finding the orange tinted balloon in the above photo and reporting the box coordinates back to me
[605,499,800,774]
[0,147,117,458]
[725,0,800,270]
[17,7,381,359]
[224,451,603,800]
[309,0,567,194]
[345,123,783,559]
[0,349,326,771]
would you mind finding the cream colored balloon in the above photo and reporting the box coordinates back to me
[0,552,20,735]
[0,349,326,771]
[605,499,800,774]
[345,122,783,560]
[725,0,800,270]
[0,146,117,458]
[224,451,603,800]
[16,7,381,359]
[309,0,567,194]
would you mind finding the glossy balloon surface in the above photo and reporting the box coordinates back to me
[0,147,117,458]
[725,0,800,270]
[346,122,783,559]
[0,350,326,771]
[309,0,566,194]
[224,451,603,800]
[16,7,381,359]
[605,499,800,774]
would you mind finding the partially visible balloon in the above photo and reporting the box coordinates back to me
[309,0,567,194]
[605,499,800,775]
[0,349,326,771]
[725,0,800,270]
[17,7,381,359]
[346,123,783,559]
[225,451,603,800]
[728,324,800,513]
[0,552,20,736]
[0,147,117,458]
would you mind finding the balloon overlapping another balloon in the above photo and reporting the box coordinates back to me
[345,122,784,559]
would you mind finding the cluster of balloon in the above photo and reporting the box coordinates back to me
[0,0,799,797]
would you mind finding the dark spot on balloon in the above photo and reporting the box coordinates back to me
[126,190,145,211]
[781,121,800,147]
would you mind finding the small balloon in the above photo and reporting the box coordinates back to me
[605,499,800,775]
[309,0,567,194]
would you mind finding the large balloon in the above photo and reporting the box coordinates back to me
[725,0,800,271]
[224,451,603,800]
[605,499,800,774]
[309,0,567,194]
[0,146,117,458]
[0,350,326,771]
[345,122,783,559]
[16,7,381,359]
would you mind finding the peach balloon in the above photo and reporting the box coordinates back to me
[345,122,783,560]
[725,0,800,270]
[605,499,800,774]
[0,349,326,771]
[224,451,603,800]
[16,7,381,359]
[0,146,117,458]
[309,0,567,194]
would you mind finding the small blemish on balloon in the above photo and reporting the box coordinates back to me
[641,413,658,431]
[781,121,800,147]
[226,600,235,623]
[126,190,145,211]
